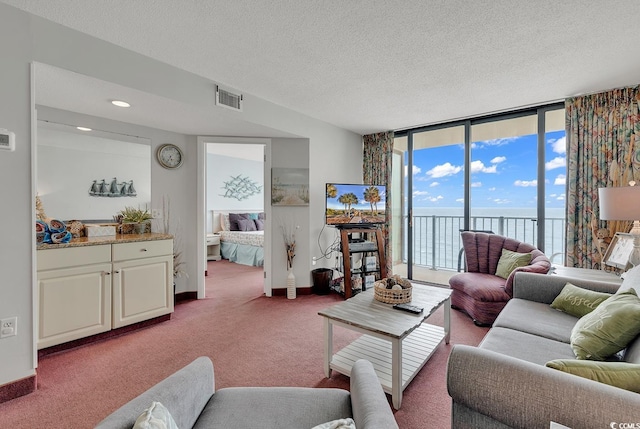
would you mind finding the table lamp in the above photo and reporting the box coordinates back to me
[598,182,640,267]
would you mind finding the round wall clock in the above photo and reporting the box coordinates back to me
[156,144,184,169]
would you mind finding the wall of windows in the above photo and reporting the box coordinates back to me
[392,104,565,282]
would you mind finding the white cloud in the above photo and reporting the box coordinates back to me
[470,160,497,174]
[426,162,462,178]
[413,190,429,196]
[549,136,566,154]
[557,194,565,201]
[476,137,517,148]
[489,187,496,191]
[405,164,422,177]
[554,174,566,185]
[514,179,537,187]
[490,156,506,164]
[428,195,444,202]
[493,198,510,204]
[429,181,439,187]
[471,182,482,188]
[455,198,464,203]
[545,156,566,170]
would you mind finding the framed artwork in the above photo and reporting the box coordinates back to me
[603,232,635,269]
[271,168,309,206]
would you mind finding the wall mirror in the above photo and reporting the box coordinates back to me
[37,120,151,222]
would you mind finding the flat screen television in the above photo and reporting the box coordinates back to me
[325,183,386,226]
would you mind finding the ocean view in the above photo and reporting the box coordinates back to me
[405,206,566,270]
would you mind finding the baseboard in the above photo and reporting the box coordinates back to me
[38,314,171,358]
[0,374,37,404]
[271,287,312,296]
[175,291,198,302]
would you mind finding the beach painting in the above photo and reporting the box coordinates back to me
[271,168,309,206]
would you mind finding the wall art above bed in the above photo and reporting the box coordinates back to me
[220,174,262,201]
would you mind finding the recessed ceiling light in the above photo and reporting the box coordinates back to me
[77,126,92,131]
[111,100,131,108]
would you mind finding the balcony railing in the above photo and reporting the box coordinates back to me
[405,215,566,271]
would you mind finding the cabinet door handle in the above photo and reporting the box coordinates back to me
[141,248,148,252]
[105,272,111,276]
[114,270,120,274]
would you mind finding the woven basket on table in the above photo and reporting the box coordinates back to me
[373,276,412,304]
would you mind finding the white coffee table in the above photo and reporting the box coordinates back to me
[318,284,452,409]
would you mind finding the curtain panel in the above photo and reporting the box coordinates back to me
[565,86,640,268]
[363,131,394,275]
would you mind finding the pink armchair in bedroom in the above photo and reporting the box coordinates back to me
[449,231,551,326]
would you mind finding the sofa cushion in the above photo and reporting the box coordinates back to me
[571,288,640,360]
[449,272,510,302]
[194,387,352,429]
[546,359,640,393]
[550,282,612,318]
[493,299,577,344]
[479,327,576,366]
[495,249,531,279]
[133,402,179,429]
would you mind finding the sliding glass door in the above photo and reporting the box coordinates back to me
[393,104,566,284]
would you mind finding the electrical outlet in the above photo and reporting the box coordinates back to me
[151,209,162,219]
[0,317,17,338]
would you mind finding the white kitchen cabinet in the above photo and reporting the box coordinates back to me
[37,245,112,349]
[37,237,173,349]
[112,240,174,328]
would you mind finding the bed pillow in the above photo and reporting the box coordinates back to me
[570,288,640,360]
[495,249,531,279]
[228,213,251,231]
[220,214,230,231]
[237,218,257,231]
[254,219,264,231]
[258,212,265,220]
[551,282,612,318]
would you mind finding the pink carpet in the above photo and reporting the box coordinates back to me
[0,260,488,428]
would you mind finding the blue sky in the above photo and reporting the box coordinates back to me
[327,183,387,210]
[408,130,566,209]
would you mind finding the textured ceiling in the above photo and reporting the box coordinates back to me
[6,0,640,136]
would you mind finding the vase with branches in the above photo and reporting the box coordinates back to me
[158,196,187,279]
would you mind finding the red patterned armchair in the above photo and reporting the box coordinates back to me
[449,231,551,325]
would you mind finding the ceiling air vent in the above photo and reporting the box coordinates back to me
[215,85,243,112]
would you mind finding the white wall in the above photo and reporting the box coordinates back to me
[0,3,363,390]
[0,3,36,387]
[37,125,151,221]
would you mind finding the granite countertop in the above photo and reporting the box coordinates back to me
[37,233,173,250]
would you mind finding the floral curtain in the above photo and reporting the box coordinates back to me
[363,131,394,275]
[565,86,640,268]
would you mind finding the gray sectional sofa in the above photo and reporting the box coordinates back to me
[95,357,398,429]
[447,270,640,429]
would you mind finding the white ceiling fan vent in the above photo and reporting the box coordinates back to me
[215,85,243,112]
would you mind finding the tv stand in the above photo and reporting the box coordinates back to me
[338,226,387,299]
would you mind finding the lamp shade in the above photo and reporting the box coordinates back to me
[598,186,640,220]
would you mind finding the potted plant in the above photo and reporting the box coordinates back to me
[119,206,153,234]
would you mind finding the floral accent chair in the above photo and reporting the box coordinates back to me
[449,231,551,325]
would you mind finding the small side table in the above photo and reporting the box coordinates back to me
[207,234,221,261]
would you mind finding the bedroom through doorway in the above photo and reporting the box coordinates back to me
[205,141,267,295]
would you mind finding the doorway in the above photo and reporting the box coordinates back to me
[196,137,271,299]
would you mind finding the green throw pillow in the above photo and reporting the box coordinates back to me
[570,288,640,360]
[546,359,640,393]
[495,249,531,279]
[550,282,612,318]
